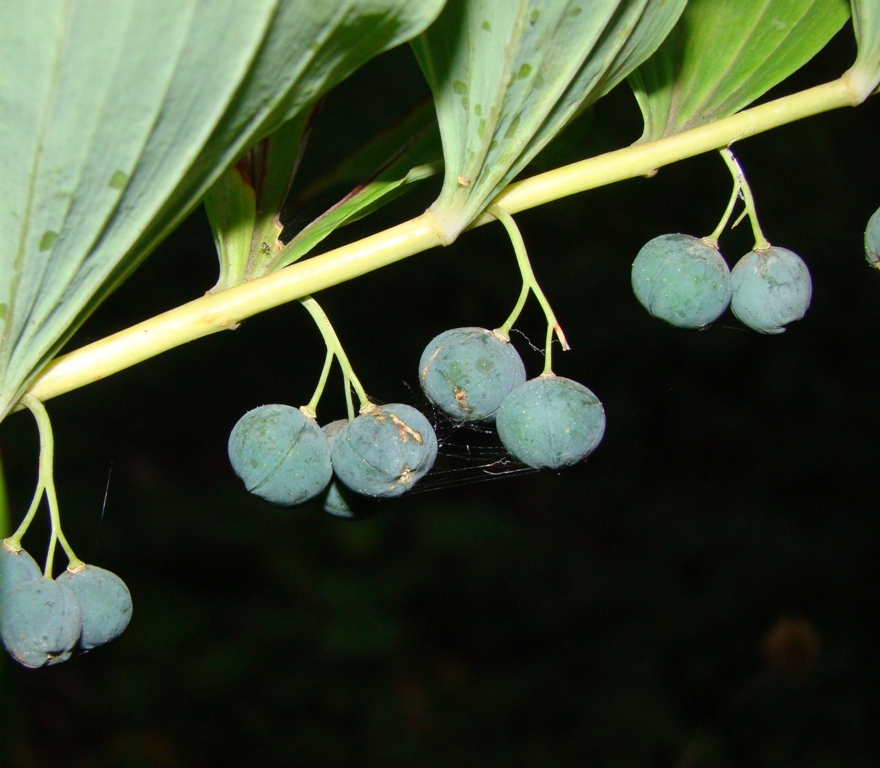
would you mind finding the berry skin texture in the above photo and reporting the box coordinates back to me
[321,420,379,520]
[730,247,812,334]
[57,564,132,650]
[865,205,880,267]
[496,375,606,470]
[632,234,732,328]
[228,404,332,506]
[1,543,42,602]
[1,577,82,668]
[331,404,438,498]
[419,327,526,421]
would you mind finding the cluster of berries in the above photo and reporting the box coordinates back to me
[1,543,132,668]
[631,233,812,333]
[227,327,606,512]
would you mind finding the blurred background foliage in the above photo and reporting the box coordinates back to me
[1,28,879,768]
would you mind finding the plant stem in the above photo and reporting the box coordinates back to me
[7,477,44,549]
[718,148,770,249]
[17,77,861,410]
[16,396,83,575]
[298,296,369,411]
[704,170,742,247]
[491,206,568,375]
[304,348,335,417]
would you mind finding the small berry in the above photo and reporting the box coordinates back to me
[228,404,332,506]
[730,246,812,334]
[1,577,82,668]
[57,564,132,650]
[419,327,526,421]
[1,542,42,602]
[864,205,880,267]
[496,375,605,470]
[632,234,731,328]
[331,404,438,497]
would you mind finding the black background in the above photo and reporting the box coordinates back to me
[1,27,879,768]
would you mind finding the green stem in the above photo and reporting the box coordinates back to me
[6,477,43,548]
[16,77,862,411]
[17,395,82,575]
[491,206,568,375]
[704,168,742,247]
[497,282,530,343]
[718,148,770,250]
[304,348,335,417]
[299,296,369,411]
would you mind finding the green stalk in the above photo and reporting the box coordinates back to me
[718,148,770,250]
[16,77,862,410]
[491,206,568,375]
[704,166,742,247]
[14,396,83,576]
[304,348,335,418]
[298,296,369,415]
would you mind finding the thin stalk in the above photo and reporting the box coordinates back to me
[7,478,44,549]
[18,395,82,575]
[298,296,369,409]
[491,206,569,375]
[304,348,335,417]
[704,168,742,247]
[718,149,770,249]
[16,77,861,411]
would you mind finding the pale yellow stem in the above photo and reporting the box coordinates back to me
[17,77,861,410]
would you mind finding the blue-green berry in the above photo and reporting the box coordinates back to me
[496,375,605,470]
[730,246,812,334]
[865,205,880,267]
[1,577,82,668]
[632,233,731,328]
[1,542,42,602]
[321,420,378,519]
[331,404,438,498]
[228,404,332,506]
[419,327,526,421]
[56,564,132,650]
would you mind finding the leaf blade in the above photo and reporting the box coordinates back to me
[0,0,446,422]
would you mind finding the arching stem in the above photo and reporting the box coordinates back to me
[15,395,83,576]
[490,205,569,375]
[718,148,771,250]
[299,296,369,418]
[304,348,335,417]
[704,168,742,247]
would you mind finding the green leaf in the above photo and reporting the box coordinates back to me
[629,0,851,141]
[293,99,438,203]
[205,99,442,286]
[205,110,312,292]
[848,0,880,101]
[279,125,442,268]
[0,0,446,424]
[411,0,686,243]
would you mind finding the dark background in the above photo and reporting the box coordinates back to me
[1,28,879,768]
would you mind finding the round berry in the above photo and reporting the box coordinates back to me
[1,542,42,602]
[228,404,332,506]
[496,375,605,470]
[1,577,82,668]
[57,564,132,650]
[865,205,880,267]
[632,233,731,328]
[419,327,526,421]
[730,246,812,334]
[321,420,378,519]
[331,404,438,497]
